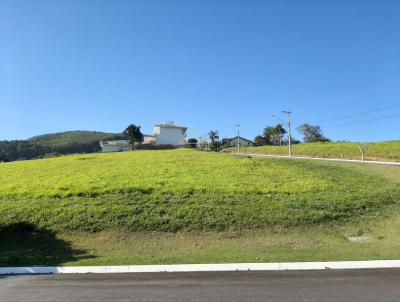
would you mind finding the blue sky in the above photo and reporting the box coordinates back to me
[1,0,399,142]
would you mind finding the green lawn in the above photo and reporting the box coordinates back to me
[1,149,400,266]
[230,141,400,162]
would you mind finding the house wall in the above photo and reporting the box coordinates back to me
[101,145,131,153]
[228,137,254,147]
[143,136,156,144]
[155,127,186,145]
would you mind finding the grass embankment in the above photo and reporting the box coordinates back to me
[1,149,400,266]
[231,141,400,162]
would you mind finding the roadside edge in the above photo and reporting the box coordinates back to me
[2,260,400,275]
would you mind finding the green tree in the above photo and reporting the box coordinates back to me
[0,150,9,162]
[263,124,287,146]
[254,135,265,146]
[187,138,198,148]
[296,124,330,143]
[208,130,220,151]
[123,124,144,150]
[263,126,274,145]
[272,124,287,146]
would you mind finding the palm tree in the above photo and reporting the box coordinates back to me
[208,130,220,151]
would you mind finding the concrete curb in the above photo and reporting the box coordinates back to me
[240,153,400,166]
[2,260,400,275]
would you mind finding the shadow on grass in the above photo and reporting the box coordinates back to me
[0,223,95,267]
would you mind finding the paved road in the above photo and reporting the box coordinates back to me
[238,153,400,166]
[1,269,400,301]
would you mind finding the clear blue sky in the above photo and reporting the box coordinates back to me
[1,0,399,142]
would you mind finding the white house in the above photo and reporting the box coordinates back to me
[100,122,187,152]
[153,121,187,145]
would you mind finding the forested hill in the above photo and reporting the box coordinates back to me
[28,131,127,144]
[0,131,127,162]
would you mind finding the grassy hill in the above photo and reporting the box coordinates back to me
[2,149,400,266]
[230,141,400,162]
[1,149,399,232]
[0,130,126,162]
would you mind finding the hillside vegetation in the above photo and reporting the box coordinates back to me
[232,141,400,162]
[1,149,399,232]
[29,130,126,143]
[0,131,126,162]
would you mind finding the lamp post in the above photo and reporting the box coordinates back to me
[272,111,292,157]
[282,111,292,157]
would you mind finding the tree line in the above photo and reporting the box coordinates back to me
[254,123,330,146]
[186,123,331,152]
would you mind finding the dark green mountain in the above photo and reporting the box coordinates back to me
[0,131,127,162]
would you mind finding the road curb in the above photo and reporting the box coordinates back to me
[2,260,400,275]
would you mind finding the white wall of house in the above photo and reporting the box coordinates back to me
[100,141,132,153]
[143,135,156,144]
[154,126,186,145]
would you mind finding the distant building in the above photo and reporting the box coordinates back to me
[143,134,156,145]
[100,134,155,152]
[99,140,131,153]
[223,136,254,148]
[100,122,187,152]
[153,121,187,146]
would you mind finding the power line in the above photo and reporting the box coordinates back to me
[228,111,400,134]
[222,105,400,138]
[322,112,400,128]
[311,103,400,124]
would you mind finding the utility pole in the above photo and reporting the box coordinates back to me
[234,124,240,154]
[282,111,292,157]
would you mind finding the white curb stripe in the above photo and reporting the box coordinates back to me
[239,153,400,166]
[2,260,400,275]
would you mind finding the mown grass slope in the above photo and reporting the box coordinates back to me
[0,149,399,232]
[231,141,400,162]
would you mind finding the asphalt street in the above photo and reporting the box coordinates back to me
[241,153,400,166]
[1,269,400,301]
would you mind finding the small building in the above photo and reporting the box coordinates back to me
[100,122,187,152]
[100,134,156,152]
[153,121,187,146]
[143,134,156,145]
[99,140,131,153]
[223,136,254,148]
